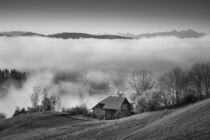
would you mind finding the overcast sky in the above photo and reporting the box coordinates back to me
[0,0,209,34]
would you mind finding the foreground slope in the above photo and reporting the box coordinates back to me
[124,98,210,140]
[0,99,210,140]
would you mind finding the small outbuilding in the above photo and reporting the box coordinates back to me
[92,96,132,120]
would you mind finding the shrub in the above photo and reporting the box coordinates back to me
[147,93,161,111]
[41,95,58,111]
[179,94,198,105]
[20,108,27,114]
[135,92,161,113]
[13,107,21,117]
[42,95,52,111]
[135,96,149,113]
[13,107,27,117]
[27,105,44,113]
[64,105,89,116]
[61,108,66,112]
[0,113,6,119]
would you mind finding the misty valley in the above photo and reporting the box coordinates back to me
[0,32,210,140]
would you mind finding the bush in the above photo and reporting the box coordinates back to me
[147,93,161,111]
[135,92,161,113]
[41,95,58,111]
[0,113,6,119]
[27,105,44,113]
[179,94,198,105]
[13,107,21,117]
[135,96,148,113]
[64,105,89,116]
[42,95,53,111]
[13,107,27,117]
[20,108,27,114]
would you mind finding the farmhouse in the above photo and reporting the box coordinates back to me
[92,96,132,120]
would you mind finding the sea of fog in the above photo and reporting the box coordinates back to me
[0,35,210,117]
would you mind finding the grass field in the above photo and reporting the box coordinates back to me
[0,99,210,140]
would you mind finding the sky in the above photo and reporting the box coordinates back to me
[0,0,210,34]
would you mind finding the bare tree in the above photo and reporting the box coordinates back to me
[30,86,41,107]
[159,67,187,105]
[201,63,210,98]
[188,63,204,98]
[189,62,210,98]
[129,69,154,96]
[49,96,57,111]
[55,95,61,111]
[158,75,173,107]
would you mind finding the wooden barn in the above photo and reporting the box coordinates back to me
[92,96,132,120]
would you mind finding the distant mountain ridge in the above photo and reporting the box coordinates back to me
[0,31,131,39]
[119,29,205,39]
[136,29,205,39]
[0,31,45,37]
[0,29,206,39]
[48,32,131,39]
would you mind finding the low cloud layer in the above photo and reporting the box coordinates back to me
[0,36,210,117]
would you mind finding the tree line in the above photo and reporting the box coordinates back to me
[129,62,210,112]
[0,69,27,88]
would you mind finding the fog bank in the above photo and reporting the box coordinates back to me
[0,35,210,117]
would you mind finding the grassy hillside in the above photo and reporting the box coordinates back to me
[0,99,210,140]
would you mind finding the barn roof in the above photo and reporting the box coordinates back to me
[96,96,127,110]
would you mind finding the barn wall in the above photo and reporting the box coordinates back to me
[105,109,117,120]
[121,99,132,113]
[93,107,105,119]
